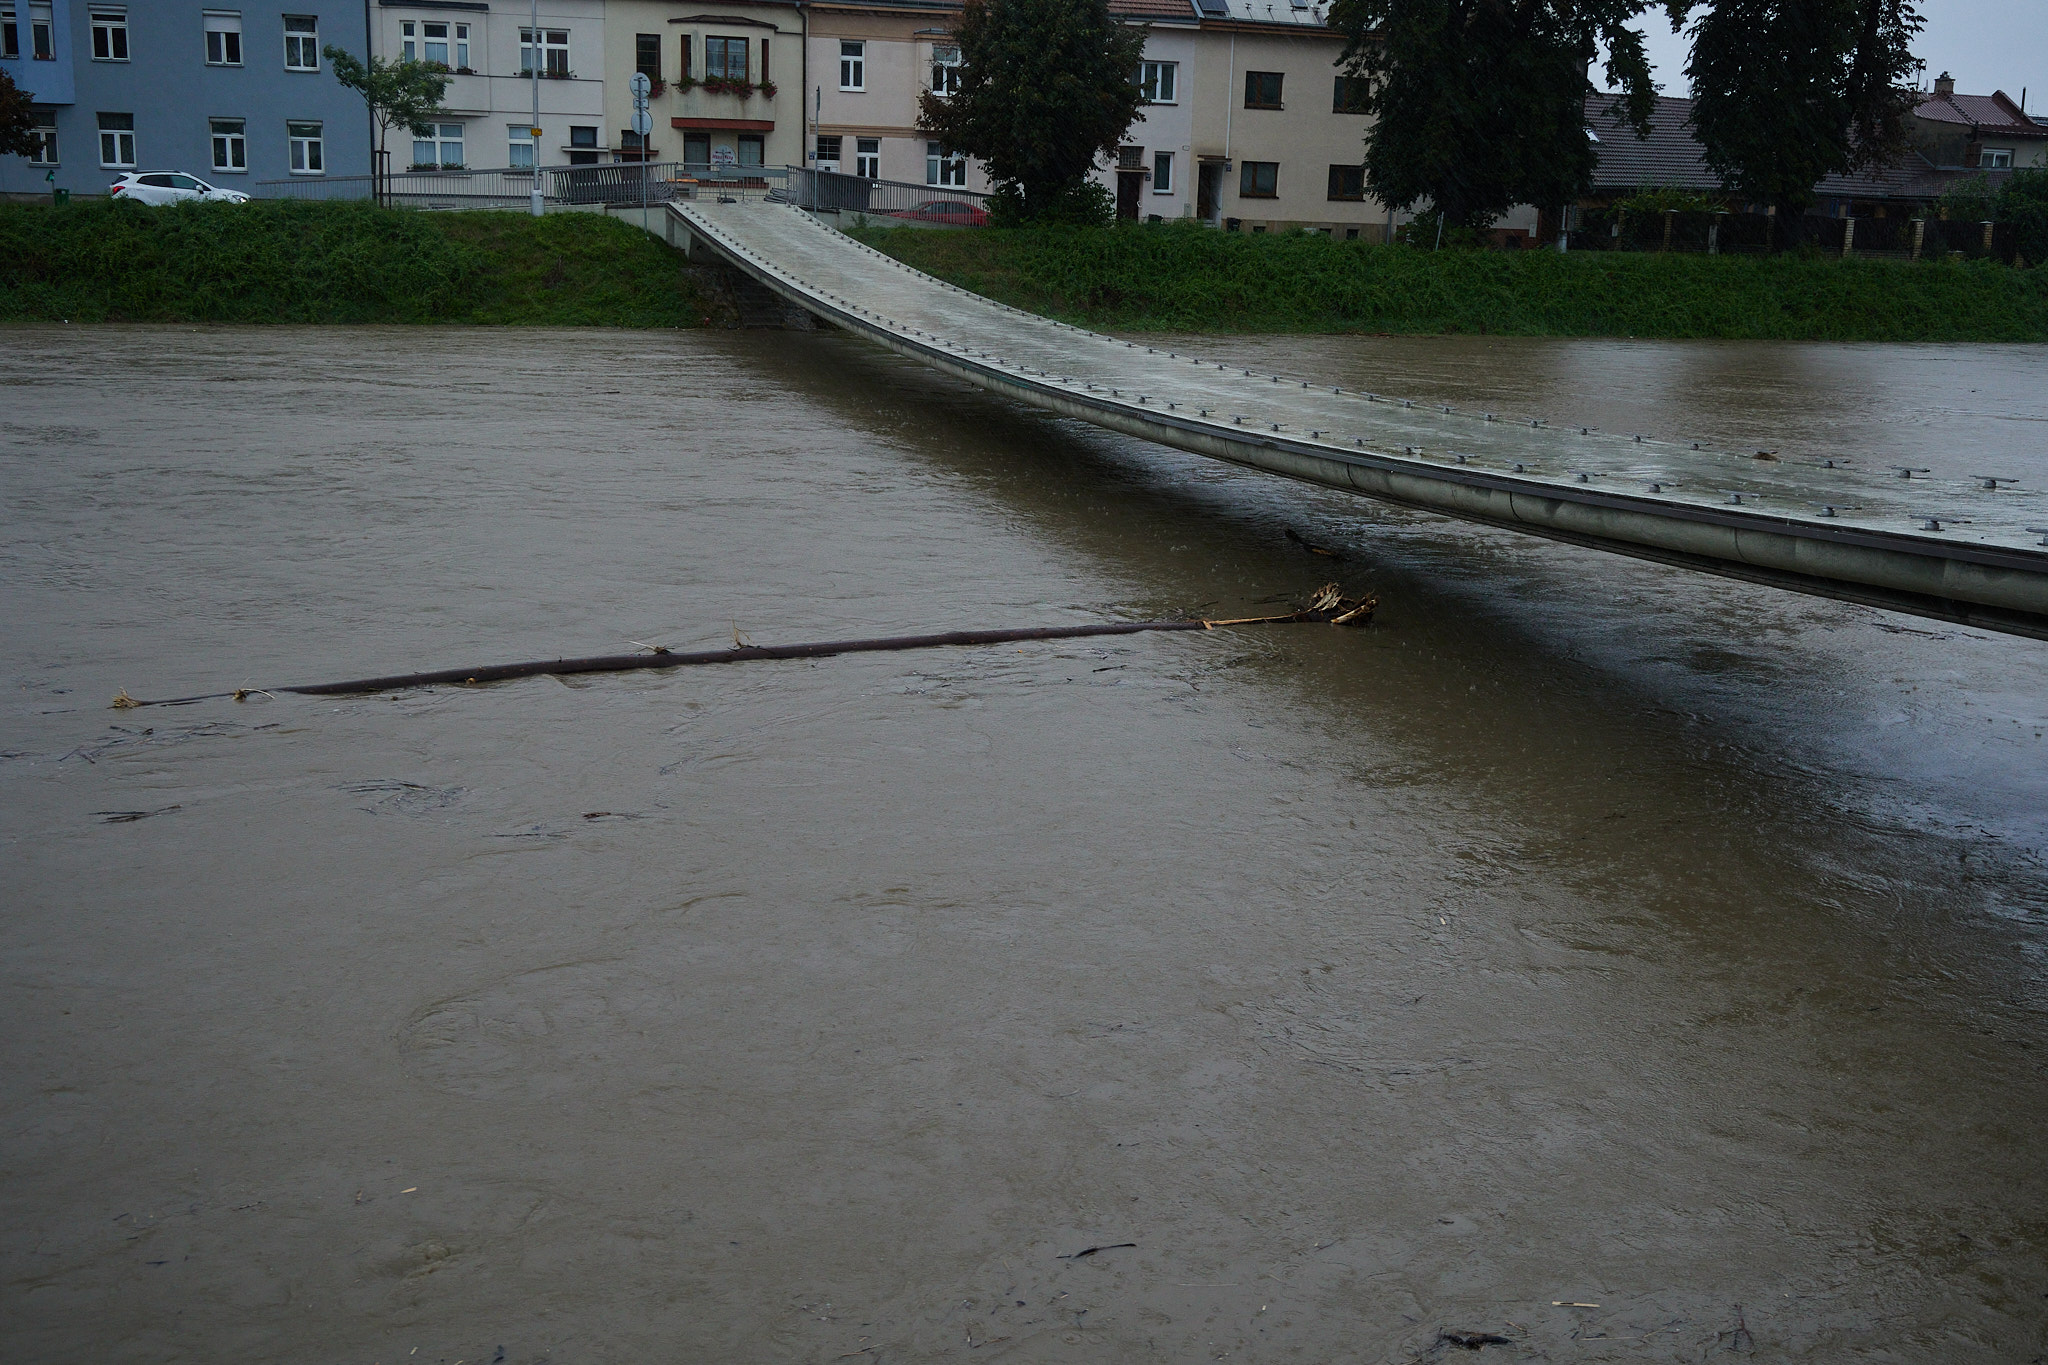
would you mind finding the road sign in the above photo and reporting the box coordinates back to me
[629,71,653,135]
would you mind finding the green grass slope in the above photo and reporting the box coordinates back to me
[850,222,2048,342]
[0,198,704,326]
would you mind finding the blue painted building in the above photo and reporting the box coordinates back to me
[1,0,371,196]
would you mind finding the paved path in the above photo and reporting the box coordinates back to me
[671,200,2048,639]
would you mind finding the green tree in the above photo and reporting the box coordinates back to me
[1669,0,1924,217]
[1997,167,2048,267]
[916,0,1146,224]
[324,45,453,189]
[1328,0,1658,234]
[0,68,40,159]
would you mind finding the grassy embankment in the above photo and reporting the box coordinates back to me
[0,198,705,325]
[6,199,2042,339]
[849,222,2048,342]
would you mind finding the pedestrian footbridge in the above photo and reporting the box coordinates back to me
[668,199,2048,641]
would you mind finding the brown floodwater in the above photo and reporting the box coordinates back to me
[2,325,2045,1364]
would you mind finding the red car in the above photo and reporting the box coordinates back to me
[890,199,989,227]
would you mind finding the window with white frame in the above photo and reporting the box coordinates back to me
[930,44,961,96]
[29,110,57,163]
[507,122,537,168]
[406,19,468,68]
[210,117,246,171]
[1153,150,1173,193]
[90,7,127,60]
[814,134,841,168]
[30,0,53,59]
[283,14,317,70]
[1136,60,1175,103]
[1,4,16,58]
[204,11,242,64]
[519,27,568,76]
[926,141,964,187]
[839,40,863,90]
[1983,147,2014,169]
[288,119,323,172]
[98,112,135,167]
[411,121,463,169]
[855,136,878,178]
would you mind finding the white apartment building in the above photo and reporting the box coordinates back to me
[370,0,606,171]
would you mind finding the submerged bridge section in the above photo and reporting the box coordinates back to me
[669,200,2048,640]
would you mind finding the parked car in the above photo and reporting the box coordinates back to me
[889,199,988,227]
[109,172,251,206]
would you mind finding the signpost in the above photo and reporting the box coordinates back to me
[629,72,652,219]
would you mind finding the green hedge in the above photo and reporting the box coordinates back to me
[849,221,2048,342]
[0,198,703,326]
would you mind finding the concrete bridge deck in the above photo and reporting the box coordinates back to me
[670,199,2048,640]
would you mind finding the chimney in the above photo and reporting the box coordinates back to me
[1934,71,1955,98]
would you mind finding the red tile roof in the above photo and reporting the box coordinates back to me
[1110,0,1199,18]
[1915,90,2045,137]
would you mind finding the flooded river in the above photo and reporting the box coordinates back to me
[3,326,2045,1363]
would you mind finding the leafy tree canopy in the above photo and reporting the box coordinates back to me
[1669,0,1924,216]
[1329,0,1657,232]
[0,68,40,159]
[324,46,453,158]
[917,0,1146,223]
[1997,167,2048,267]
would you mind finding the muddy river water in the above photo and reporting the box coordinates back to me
[3,325,2046,1363]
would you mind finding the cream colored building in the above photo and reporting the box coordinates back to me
[804,0,994,192]
[604,0,804,170]
[1171,0,1395,236]
[371,0,607,170]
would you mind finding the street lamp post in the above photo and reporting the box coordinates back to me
[529,0,543,216]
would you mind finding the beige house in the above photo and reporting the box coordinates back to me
[1174,0,1395,236]
[804,0,994,192]
[372,0,607,171]
[603,0,804,170]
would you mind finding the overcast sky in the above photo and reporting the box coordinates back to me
[1627,0,2047,110]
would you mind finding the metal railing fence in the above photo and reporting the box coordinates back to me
[253,161,793,209]
[785,168,993,224]
[1563,208,2018,262]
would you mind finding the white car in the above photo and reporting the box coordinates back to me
[109,171,251,205]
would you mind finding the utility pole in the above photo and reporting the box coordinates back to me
[529,0,543,216]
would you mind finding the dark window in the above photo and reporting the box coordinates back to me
[90,8,127,61]
[569,126,598,147]
[678,33,691,78]
[1244,71,1283,109]
[759,36,768,83]
[705,35,746,81]
[815,134,842,162]
[1333,75,1369,113]
[1327,165,1365,200]
[1240,160,1278,197]
[738,132,764,166]
[635,33,660,81]
[684,131,710,166]
[1,12,16,58]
